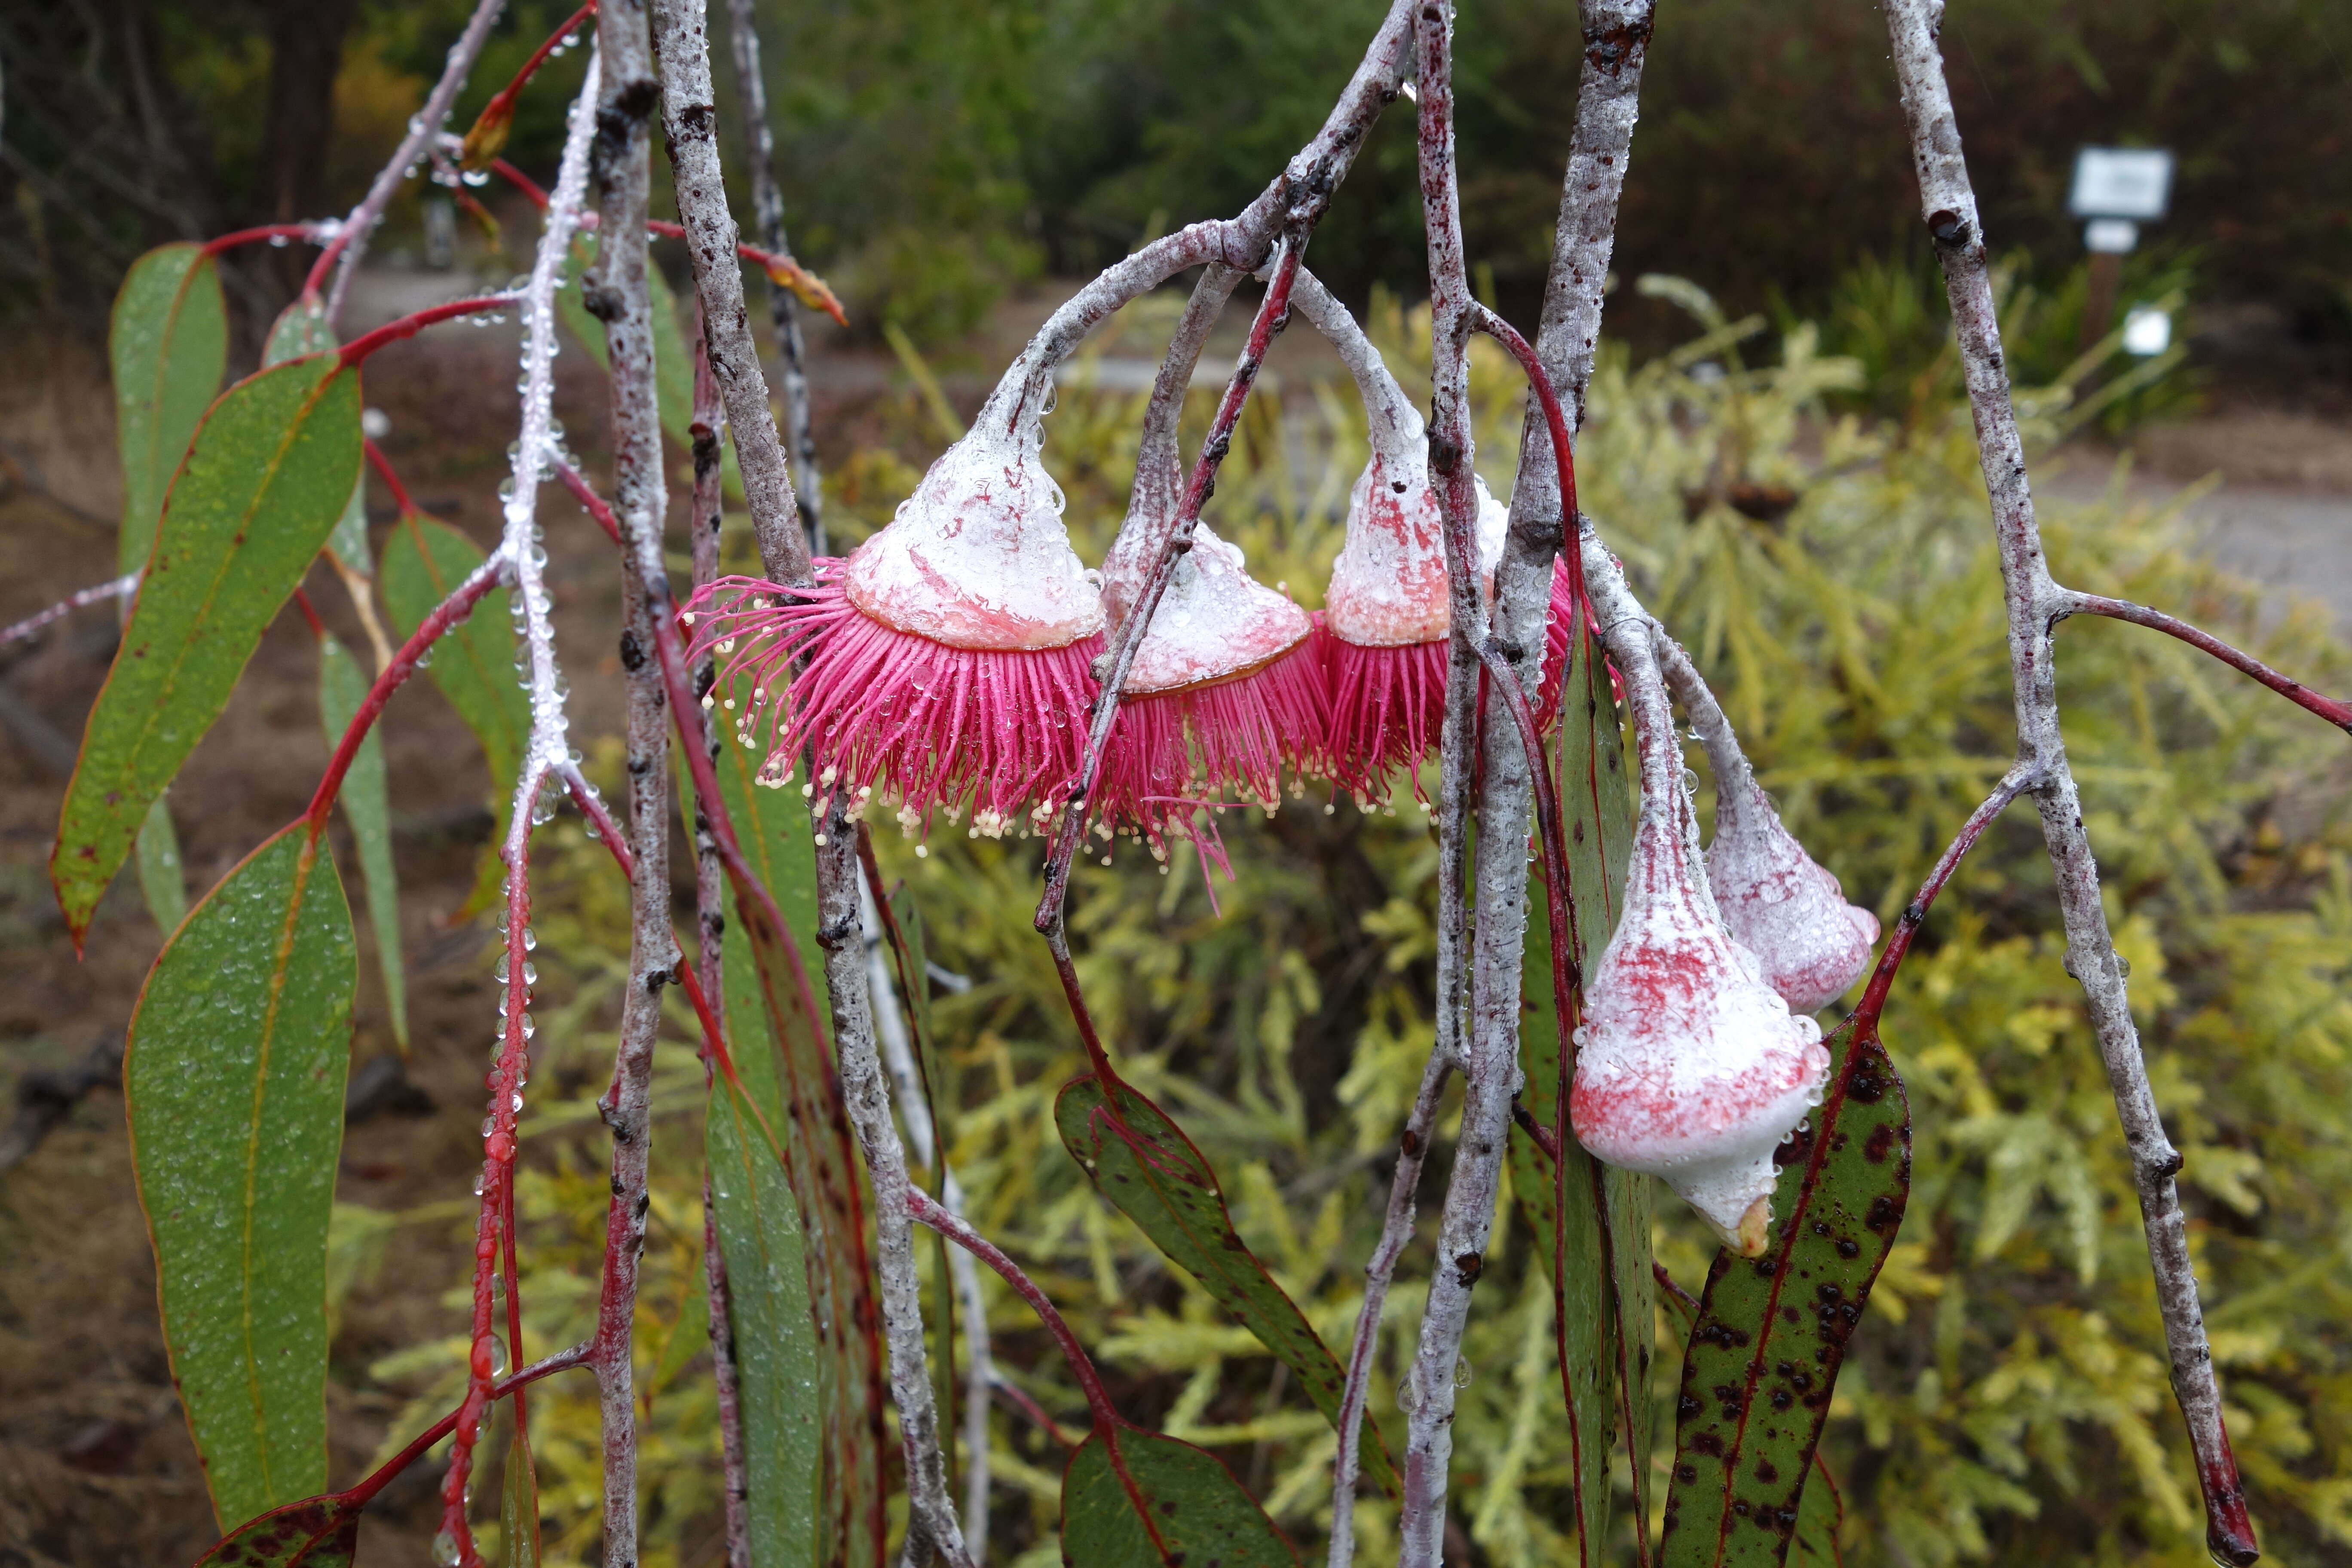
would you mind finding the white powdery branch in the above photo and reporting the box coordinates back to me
[1880,2,2256,1560]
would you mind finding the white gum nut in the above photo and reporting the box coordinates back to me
[1572,805,1830,1256]
[844,414,1105,650]
[1103,525,1310,695]
[1707,778,1881,1014]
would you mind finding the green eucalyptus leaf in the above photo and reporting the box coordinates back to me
[316,634,405,1047]
[187,1492,361,1568]
[1060,1424,1298,1568]
[1659,1020,1910,1566]
[54,355,362,942]
[263,300,370,576]
[499,1407,542,1568]
[135,794,189,934]
[1510,620,1649,1563]
[1055,1073,1396,1497]
[720,788,883,1566]
[110,243,227,576]
[379,512,527,919]
[127,822,355,1527]
[708,1037,820,1568]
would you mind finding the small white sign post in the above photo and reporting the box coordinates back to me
[2069,146,2175,352]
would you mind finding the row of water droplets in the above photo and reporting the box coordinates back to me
[431,47,608,1568]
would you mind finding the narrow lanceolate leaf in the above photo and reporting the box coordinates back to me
[128,823,355,1527]
[263,301,371,575]
[1055,1075,1397,1496]
[559,234,695,448]
[1509,624,1648,1563]
[188,1492,361,1568]
[708,1021,820,1568]
[724,854,884,1568]
[111,243,227,576]
[136,794,189,934]
[1060,1424,1298,1568]
[317,635,405,1047]
[54,355,362,942]
[1659,1020,1910,1567]
[380,512,527,917]
[499,1407,542,1568]
[559,235,739,491]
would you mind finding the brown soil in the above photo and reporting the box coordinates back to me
[0,317,645,1566]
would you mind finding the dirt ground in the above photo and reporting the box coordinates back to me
[0,266,2345,1565]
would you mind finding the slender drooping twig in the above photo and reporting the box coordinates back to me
[689,300,754,1568]
[440,52,602,1568]
[646,0,808,587]
[2061,592,2352,732]
[0,573,138,651]
[581,11,678,1562]
[313,0,506,325]
[643,9,969,1561]
[722,0,826,555]
[1396,11,1512,1561]
[1881,4,2259,1559]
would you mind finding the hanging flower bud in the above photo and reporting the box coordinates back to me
[1706,777,1880,1014]
[1094,519,1323,861]
[1571,658,1828,1256]
[684,387,1102,839]
[1317,385,1571,802]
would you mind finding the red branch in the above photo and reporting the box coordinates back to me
[304,554,507,825]
[364,438,416,516]
[346,1342,591,1508]
[906,1188,1118,1431]
[1852,765,2040,1028]
[199,223,329,258]
[338,296,520,369]
[2065,592,2352,733]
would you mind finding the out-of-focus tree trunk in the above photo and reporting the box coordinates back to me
[253,0,360,295]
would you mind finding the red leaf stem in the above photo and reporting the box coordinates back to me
[1034,236,1305,956]
[303,552,506,827]
[198,223,330,258]
[337,296,520,369]
[906,1188,1119,1432]
[1467,302,1590,621]
[341,1342,591,1510]
[363,438,415,516]
[1850,764,2040,1029]
[2064,591,2352,733]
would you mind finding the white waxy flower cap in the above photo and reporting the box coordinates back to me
[1706,778,1880,1014]
[1573,772,1830,1255]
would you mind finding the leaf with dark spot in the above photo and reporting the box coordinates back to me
[1055,1075,1395,1496]
[1060,1423,1298,1567]
[187,1492,360,1568]
[1659,1015,1908,1566]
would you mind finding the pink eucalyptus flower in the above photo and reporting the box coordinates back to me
[1094,522,1325,861]
[1572,750,1829,1256]
[684,402,1102,839]
[1316,402,1573,802]
[1706,778,1880,1014]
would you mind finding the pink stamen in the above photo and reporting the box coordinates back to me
[687,564,1099,836]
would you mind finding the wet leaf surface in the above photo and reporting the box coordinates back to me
[1512,623,1648,1562]
[127,822,354,1526]
[111,243,228,576]
[262,301,370,575]
[1659,1017,1909,1567]
[187,1492,361,1568]
[55,355,362,939]
[1060,1423,1298,1568]
[317,634,405,1047]
[1055,1073,1396,1496]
